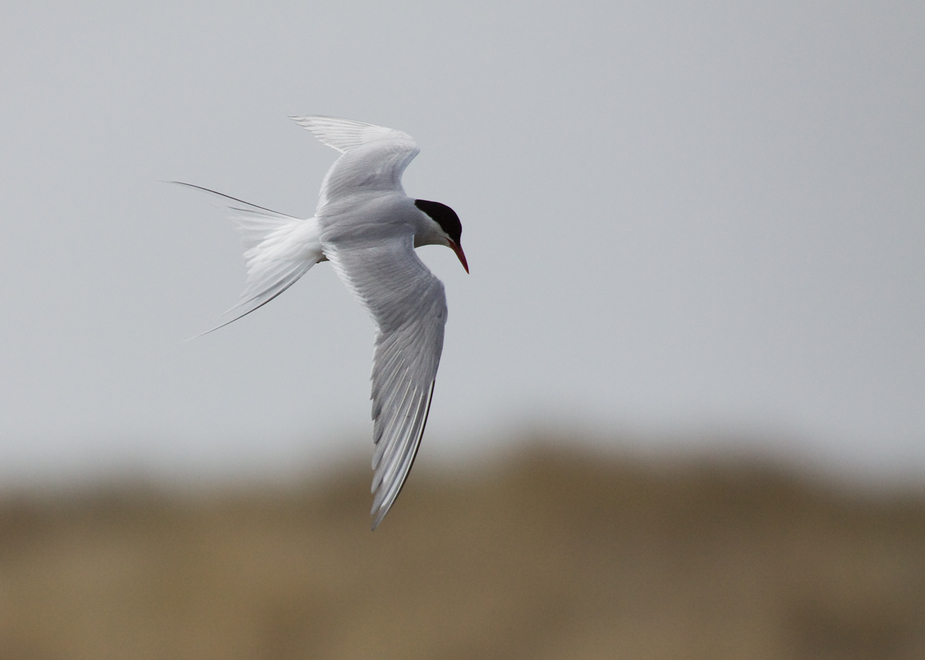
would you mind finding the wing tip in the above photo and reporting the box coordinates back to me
[367,381,436,530]
[290,115,415,154]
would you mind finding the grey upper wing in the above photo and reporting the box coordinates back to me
[325,232,448,529]
[291,116,420,211]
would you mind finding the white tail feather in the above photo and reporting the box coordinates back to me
[170,182,324,335]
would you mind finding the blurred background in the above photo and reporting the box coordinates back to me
[0,1,923,658]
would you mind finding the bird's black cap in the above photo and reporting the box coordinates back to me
[414,199,462,245]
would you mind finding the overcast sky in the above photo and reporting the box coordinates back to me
[1,1,922,485]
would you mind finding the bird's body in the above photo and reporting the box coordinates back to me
[177,117,467,529]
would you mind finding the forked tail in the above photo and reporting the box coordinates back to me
[171,182,324,334]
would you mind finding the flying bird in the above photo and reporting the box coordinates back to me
[176,116,467,529]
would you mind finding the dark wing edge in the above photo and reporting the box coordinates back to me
[370,380,436,530]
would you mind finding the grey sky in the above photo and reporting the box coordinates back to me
[1,2,922,484]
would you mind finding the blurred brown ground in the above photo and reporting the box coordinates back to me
[0,443,923,660]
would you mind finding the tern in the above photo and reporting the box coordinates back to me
[176,116,467,529]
